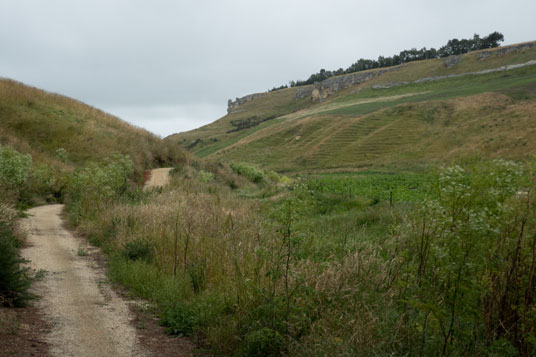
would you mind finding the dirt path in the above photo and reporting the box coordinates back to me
[20,204,147,357]
[143,168,172,189]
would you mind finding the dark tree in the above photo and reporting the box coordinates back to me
[276,31,505,91]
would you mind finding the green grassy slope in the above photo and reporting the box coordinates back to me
[169,42,536,171]
[0,79,187,174]
[169,87,312,157]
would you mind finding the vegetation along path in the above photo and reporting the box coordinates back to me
[20,204,148,356]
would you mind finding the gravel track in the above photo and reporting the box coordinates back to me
[20,205,147,356]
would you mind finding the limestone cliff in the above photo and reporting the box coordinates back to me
[226,41,536,110]
[296,65,403,102]
[227,93,264,113]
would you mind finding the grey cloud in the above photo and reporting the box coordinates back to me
[1,0,535,135]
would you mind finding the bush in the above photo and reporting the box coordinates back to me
[161,302,199,336]
[197,170,214,183]
[394,160,536,354]
[244,328,284,356]
[0,145,32,202]
[230,162,266,184]
[65,154,133,222]
[121,239,153,263]
[0,204,32,307]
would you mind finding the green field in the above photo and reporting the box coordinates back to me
[305,170,433,203]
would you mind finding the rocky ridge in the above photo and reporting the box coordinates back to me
[227,93,264,113]
[371,59,536,89]
[226,41,535,111]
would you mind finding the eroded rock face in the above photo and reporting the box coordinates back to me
[477,42,535,60]
[443,55,462,68]
[296,65,403,102]
[227,93,264,113]
[226,42,536,110]
[296,86,314,99]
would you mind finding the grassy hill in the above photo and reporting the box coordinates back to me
[168,41,536,171]
[0,79,186,175]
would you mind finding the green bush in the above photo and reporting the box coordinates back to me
[230,162,266,184]
[0,204,32,307]
[197,170,214,183]
[121,239,153,263]
[65,154,133,223]
[0,145,32,202]
[244,328,284,356]
[265,170,280,183]
[394,160,536,354]
[161,302,199,336]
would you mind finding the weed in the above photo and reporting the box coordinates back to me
[121,239,153,263]
[33,269,47,281]
[244,327,284,356]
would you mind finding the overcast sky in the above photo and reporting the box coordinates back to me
[1,1,535,137]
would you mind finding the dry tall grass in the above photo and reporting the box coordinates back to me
[0,78,188,175]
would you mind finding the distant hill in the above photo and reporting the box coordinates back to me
[167,41,536,172]
[0,79,186,174]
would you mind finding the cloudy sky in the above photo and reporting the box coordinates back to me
[1,1,535,137]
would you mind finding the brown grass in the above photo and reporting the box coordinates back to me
[0,78,188,175]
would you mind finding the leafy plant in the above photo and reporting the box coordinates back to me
[230,162,266,184]
[244,327,284,356]
[197,170,214,183]
[0,145,32,202]
[394,160,536,355]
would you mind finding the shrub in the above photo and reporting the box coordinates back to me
[0,145,32,202]
[197,170,214,183]
[65,154,133,223]
[265,170,280,183]
[244,328,284,356]
[161,302,199,336]
[0,204,32,307]
[55,147,68,163]
[394,160,536,354]
[230,162,266,184]
[121,239,153,263]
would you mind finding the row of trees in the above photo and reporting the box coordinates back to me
[281,32,504,88]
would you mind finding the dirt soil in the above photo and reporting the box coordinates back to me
[0,304,51,356]
[19,200,193,356]
[143,168,172,189]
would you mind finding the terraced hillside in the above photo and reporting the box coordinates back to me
[168,41,536,171]
[0,79,186,174]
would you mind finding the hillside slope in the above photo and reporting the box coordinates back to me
[0,79,186,174]
[168,41,536,171]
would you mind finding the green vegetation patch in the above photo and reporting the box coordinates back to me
[326,64,536,116]
[305,170,432,204]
